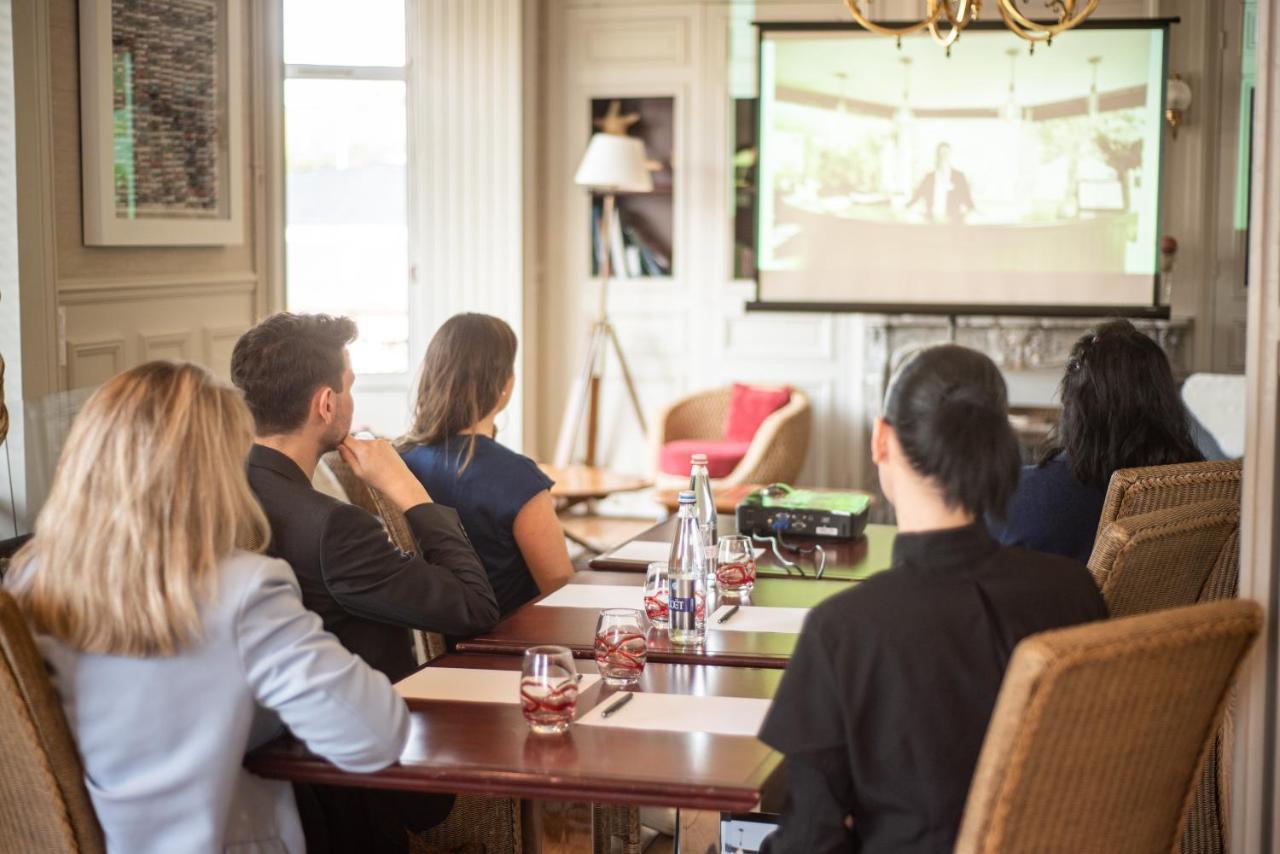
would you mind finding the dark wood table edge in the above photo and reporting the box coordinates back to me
[246,743,778,812]
[454,637,793,669]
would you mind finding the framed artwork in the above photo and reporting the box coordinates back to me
[79,0,244,246]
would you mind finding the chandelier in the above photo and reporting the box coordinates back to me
[842,0,1100,51]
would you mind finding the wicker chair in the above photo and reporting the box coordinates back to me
[648,386,811,488]
[1088,499,1240,618]
[955,599,1261,854]
[1087,499,1242,854]
[1096,459,1242,537]
[0,589,105,853]
[319,452,521,854]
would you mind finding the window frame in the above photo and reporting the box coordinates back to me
[281,4,418,389]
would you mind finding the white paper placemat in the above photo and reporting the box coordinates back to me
[605,540,766,565]
[708,605,809,635]
[577,692,771,737]
[396,667,601,704]
[535,584,644,610]
[605,540,674,564]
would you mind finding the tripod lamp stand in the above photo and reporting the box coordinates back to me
[552,132,654,468]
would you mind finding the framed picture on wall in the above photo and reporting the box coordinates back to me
[79,0,244,246]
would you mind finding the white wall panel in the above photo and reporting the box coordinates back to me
[414,0,530,450]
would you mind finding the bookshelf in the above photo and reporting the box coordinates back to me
[589,97,674,279]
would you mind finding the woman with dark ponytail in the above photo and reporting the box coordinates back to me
[993,319,1203,562]
[758,345,1106,854]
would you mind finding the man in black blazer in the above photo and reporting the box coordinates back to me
[232,313,499,681]
[231,312,500,853]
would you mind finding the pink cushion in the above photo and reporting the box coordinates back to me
[723,383,791,443]
[659,439,751,478]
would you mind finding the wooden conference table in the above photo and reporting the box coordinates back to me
[460,519,896,669]
[591,515,896,582]
[248,520,897,850]
[459,570,846,669]
[246,653,783,813]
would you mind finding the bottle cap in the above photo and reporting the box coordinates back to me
[691,453,708,465]
[677,490,696,504]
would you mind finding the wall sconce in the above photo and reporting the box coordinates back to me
[1160,235,1178,274]
[1166,75,1192,139]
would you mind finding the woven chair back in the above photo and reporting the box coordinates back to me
[0,590,104,853]
[320,450,417,555]
[955,599,1261,854]
[663,387,734,442]
[1097,460,1242,536]
[1088,498,1242,854]
[1089,499,1240,618]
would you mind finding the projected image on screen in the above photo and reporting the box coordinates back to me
[756,26,1167,311]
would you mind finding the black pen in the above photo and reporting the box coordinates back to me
[600,692,634,719]
[717,605,740,624]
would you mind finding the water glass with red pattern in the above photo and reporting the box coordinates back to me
[644,561,670,627]
[593,608,648,686]
[520,645,579,734]
[716,535,757,592]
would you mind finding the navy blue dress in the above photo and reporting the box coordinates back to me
[990,454,1106,564]
[401,435,554,616]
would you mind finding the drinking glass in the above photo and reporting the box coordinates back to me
[520,645,579,734]
[644,561,670,627]
[593,608,648,686]
[716,535,757,592]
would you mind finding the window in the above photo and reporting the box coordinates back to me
[282,0,409,375]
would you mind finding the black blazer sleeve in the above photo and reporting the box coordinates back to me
[318,502,500,637]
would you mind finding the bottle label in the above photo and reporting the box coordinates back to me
[670,596,695,613]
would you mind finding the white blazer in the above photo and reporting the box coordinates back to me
[11,550,409,854]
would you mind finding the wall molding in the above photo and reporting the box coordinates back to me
[137,330,192,362]
[57,273,259,304]
[66,337,123,389]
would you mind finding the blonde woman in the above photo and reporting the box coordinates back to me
[6,362,408,854]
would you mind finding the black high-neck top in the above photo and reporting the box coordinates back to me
[760,522,1107,854]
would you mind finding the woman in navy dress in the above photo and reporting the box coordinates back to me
[399,314,574,615]
[991,319,1203,562]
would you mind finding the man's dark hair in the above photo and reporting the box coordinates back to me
[884,344,1021,519]
[1039,319,1202,489]
[230,312,357,435]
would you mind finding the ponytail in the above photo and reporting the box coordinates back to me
[883,346,1021,519]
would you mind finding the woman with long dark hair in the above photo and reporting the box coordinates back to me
[993,319,1203,562]
[758,345,1106,854]
[399,313,573,615]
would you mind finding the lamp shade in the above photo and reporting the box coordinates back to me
[573,133,653,193]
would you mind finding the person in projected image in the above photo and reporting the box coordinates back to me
[907,142,974,224]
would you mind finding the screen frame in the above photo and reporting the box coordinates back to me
[747,17,1178,320]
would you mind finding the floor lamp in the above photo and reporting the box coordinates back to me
[553,132,654,468]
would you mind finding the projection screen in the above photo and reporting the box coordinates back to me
[753,22,1171,316]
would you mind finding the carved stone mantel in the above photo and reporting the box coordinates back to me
[864,315,1193,398]
[857,314,1194,520]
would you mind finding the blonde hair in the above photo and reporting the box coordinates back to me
[10,361,270,657]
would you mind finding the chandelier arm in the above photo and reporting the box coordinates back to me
[939,0,975,27]
[842,0,945,38]
[927,17,964,48]
[997,0,1099,35]
[929,0,973,47]
[998,9,1055,42]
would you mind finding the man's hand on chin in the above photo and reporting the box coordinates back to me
[338,436,433,511]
